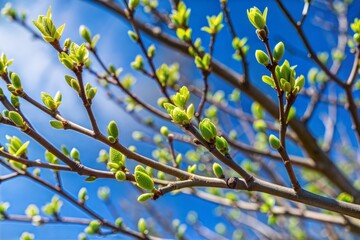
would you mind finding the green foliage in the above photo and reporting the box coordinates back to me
[215,136,229,155]
[247,7,268,30]
[138,218,148,234]
[170,2,191,28]
[32,7,65,43]
[0,52,13,74]
[255,50,269,65]
[201,12,223,35]
[107,120,119,143]
[135,165,155,191]
[269,134,281,150]
[212,163,224,178]
[25,204,39,218]
[42,195,62,216]
[199,118,217,143]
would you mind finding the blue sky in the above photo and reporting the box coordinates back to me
[0,0,360,239]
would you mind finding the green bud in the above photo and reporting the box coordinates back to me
[135,165,147,174]
[79,25,91,43]
[187,164,197,173]
[128,30,138,42]
[107,121,119,142]
[10,72,22,90]
[293,75,305,94]
[63,38,71,49]
[70,148,80,161]
[157,171,165,180]
[109,147,126,167]
[273,41,285,62]
[186,103,195,119]
[10,94,19,108]
[25,204,39,218]
[115,170,126,181]
[215,136,229,155]
[147,44,156,58]
[135,170,154,191]
[138,218,147,234]
[129,0,140,10]
[84,227,95,235]
[255,50,269,65]
[131,55,143,70]
[50,120,64,129]
[199,118,217,143]
[89,220,101,232]
[15,141,29,157]
[8,111,24,127]
[212,163,224,178]
[78,233,87,240]
[137,193,154,202]
[78,187,88,203]
[97,187,110,201]
[115,218,123,227]
[247,7,268,30]
[20,232,35,240]
[354,33,360,43]
[176,154,182,165]
[253,119,267,131]
[269,134,281,149]
[171,107,190,125]
[160,126,169,137]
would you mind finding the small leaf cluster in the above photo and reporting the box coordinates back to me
[0,53,13,75]
[79,25,100,49]
[42,195,62,216]
[78,187,88,204]
[262,60,305,95]
[5,135,29,166]
[163,86,194,125]
[232,37,249,61]
[188,38,204,57]
[45,150,59,169]
[247,7,268,30]
[41,91,62,111]
[19,232,35,240]
[64,75,81,94]
[170,2,191,28]
[138,218,148,234]
[0,201,10,217]
[212,163,224,178]
[131,55,144,70]
[107,147,127,182]
[201,13,223,35]
[70,148,80,162]
[107,121,119,143]
[350,18,360,43]
[32,7,65,43]
[7,111,26,129]
[199,118,229,155]
[85,220,101,235]
[176,28,192,42]
[172,219,187,239]
[97,186,110,201]
[7,72,23,96]
[59,43,89,69]
[25,204,39,220]
[135,165,156,202]
[141,0,158,13]
[156,63,180,87]
[194,54,211,72]
[84,83,97,101]
[109,65,123,79]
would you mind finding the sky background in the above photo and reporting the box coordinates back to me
[0,0,360,239]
